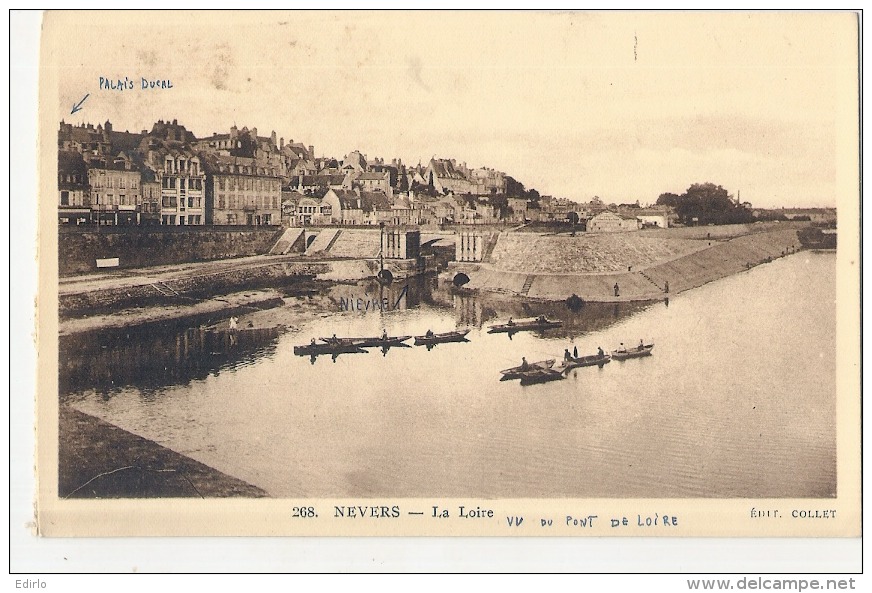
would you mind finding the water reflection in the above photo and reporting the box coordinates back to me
[60,276,650,397]
[59,325,283,397]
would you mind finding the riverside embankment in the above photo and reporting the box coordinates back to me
[450,223,809,301]
[58,226,443,336]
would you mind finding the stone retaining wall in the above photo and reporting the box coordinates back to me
[59,227,285,275]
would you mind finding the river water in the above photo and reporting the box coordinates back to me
[62,252,836,498]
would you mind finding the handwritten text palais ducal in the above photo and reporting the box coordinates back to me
[99,76,174,91]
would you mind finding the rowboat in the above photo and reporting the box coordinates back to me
[553,359,582,374]
[611,344,654,360]
[571,353,612,367]
[293,343,367,356]
[487,317,563,333]
[320,335,412,348]
[413,329,470,346]
[519,368,566,386]
[500,359,555,380]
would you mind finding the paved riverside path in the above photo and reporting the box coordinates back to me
[58,253,317,297]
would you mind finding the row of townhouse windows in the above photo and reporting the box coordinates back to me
[59,191,87,206]
[216,176,281,192]
[223,213,273,225]
[161,196,203,209]
[217,165,277,176]
[215,194,280,210]
[162,176,204,190]
[164,159,201,176]
[160,214,203,225]
[92,192,140,206]
[295,204,332,216]
[59,173,85,185]
[90,174,139,189]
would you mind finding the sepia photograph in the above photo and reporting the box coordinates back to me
[32,9,860,543]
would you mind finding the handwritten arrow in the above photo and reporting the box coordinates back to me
[71,94,89,115]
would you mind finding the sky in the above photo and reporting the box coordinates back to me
[45,10,858,208]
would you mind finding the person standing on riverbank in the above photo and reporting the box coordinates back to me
[229,316,239,346]
[614,283,620,297]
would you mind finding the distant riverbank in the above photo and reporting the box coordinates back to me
[452,226,805,302]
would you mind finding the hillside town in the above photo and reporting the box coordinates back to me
[59,118,710,232]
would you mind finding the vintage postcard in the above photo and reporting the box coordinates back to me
[35,10,860,540]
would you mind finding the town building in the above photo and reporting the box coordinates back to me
[633,207,670,228]
[469,167,507,195]
[291,174,352,195]
[281,188,307,226]
[136,120,206,225]
[340,151,368,174]
[58,120,112,157]
[507,197,529,223]
[58,151,91,224]
[352,171,392,198]
[87,153,143,225]
[424,158,476,195]
[321,189,363,225]
[140,172,162,226]
[360,191,394,225]
[587,210,641,233]
[202,154,281,225]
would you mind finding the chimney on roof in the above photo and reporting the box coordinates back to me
[280,137,284,149]
[308,145,314,159]
[252,127,257,138]
[271,130,277,146]
[141,129,147,135]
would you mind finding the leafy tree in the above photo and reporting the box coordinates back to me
[656,192,681,208]
[489,194,510,218]
[662,183,754,225]
[505,176,526,198]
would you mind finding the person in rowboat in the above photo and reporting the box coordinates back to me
[537,315,547,323]
[564,348,572,361]
[507,317,515,326]
[521,357,529,371]
[425,329,434,338]
[573,345,578,358]
[638,339,645,351]
[597,346,605,358]
[382,329,388,341]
